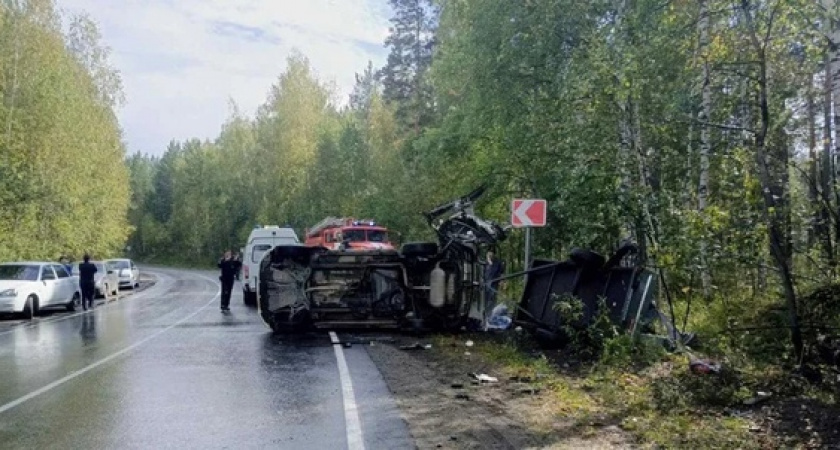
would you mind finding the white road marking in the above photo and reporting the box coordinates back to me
[0,290,219,415]
[329,331,366,450]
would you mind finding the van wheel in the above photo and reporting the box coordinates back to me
[401,242,439,257]
[569,248,606,271]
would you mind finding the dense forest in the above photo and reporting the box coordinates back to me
[0,0,130,261]
[4,0,840,358]
[125,0,840,358]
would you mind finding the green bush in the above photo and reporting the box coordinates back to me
[650,366,746,412]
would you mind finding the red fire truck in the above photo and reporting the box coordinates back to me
[304,217,395,251]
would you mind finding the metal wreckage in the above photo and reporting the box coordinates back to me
[258,186,678,345]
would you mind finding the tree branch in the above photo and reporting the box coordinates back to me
[671,117,757,134]
[762,0,782,52]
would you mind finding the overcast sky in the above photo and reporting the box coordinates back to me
[57,0,392,156]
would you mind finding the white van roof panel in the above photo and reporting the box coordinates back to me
[247,227,299,242]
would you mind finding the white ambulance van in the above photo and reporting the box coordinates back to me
[242,225,299,306]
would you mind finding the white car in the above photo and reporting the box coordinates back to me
[77,261,120,298]
[0,262,83,319]
[105,258,140,289]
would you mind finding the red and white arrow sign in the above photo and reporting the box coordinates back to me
[511,199,547,228]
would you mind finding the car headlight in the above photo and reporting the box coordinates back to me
[0,289,17,298]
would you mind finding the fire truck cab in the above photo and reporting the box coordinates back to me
[305,217,395,251]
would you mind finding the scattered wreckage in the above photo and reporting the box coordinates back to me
[257,186,673,345]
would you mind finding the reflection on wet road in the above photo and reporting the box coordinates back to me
[0,268,413,449]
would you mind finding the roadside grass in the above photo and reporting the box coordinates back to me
[431,332,772,449]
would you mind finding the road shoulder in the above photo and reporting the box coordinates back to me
[366,337,630,449]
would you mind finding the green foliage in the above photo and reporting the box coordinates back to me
[0,1,130,262]
[380,0,438,133]
[650,367,746,412]
[125,0,839,371]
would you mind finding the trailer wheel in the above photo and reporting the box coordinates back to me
[569,248,606,271]
[401,242,438,257]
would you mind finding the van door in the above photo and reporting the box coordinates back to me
[247,242,273,290]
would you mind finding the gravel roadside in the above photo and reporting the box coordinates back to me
[365,336,632,449]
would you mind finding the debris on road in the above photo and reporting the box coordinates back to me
[509,375,532,383]
[517,387,541,395]
[743,392,773,406]
[469,373,498,383]
[400,342,432,351]
[689,358,722,375]
[486,304,512,330]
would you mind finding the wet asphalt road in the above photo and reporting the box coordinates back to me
[0,268,414,449]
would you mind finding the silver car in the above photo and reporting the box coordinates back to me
[104,258,140,289]
[77,261,120,298]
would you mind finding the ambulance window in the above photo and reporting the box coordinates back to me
[252,244,272,263]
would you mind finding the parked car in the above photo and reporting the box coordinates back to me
[105,258,139,289]
[76,260,119,298]
[0,262,82,319]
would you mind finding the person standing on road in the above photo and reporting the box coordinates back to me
[218,250,241,311]
[483,249,505,326]
[78,254,98,310]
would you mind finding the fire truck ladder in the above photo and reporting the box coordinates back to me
[307,217,347,237]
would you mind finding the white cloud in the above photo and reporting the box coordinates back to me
[57,0,392,155]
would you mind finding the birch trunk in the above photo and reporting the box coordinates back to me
[697,0,713,299]
[827,4,840,245]
[823,53,836,265]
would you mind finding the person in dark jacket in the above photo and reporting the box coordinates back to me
[218,250,242,311]
[60,256,73,276]
[78,254,98,310]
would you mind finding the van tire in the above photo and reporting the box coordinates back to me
[401,242,438,257]
[569,248,606,271]
[243,291,257,307]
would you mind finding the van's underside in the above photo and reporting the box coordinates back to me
[258,245,466,333]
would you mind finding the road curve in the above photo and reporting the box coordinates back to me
[0,267,413,449]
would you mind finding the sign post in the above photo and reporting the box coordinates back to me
[511,199,547,276]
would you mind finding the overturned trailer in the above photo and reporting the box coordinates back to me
[258,186,506,333]
[513,244,662,344]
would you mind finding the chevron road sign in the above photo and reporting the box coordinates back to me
[511,199,547,228]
